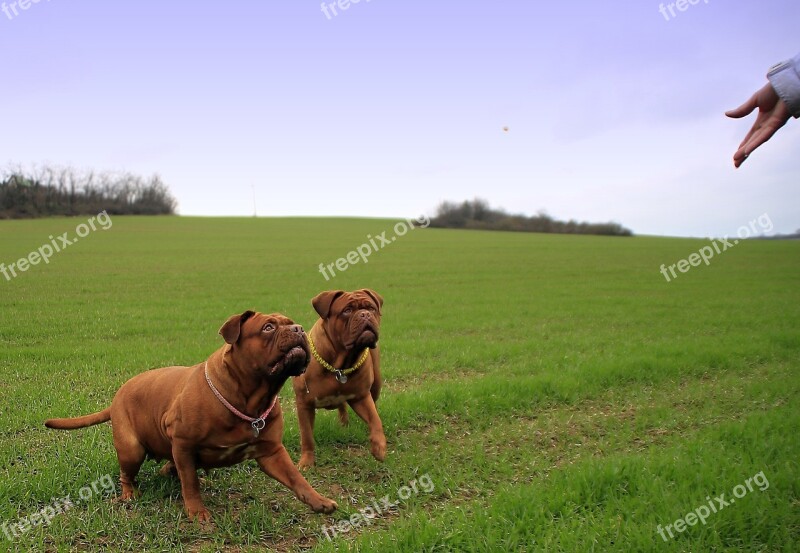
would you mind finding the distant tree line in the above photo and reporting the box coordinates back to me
[431,198,633,236]
[0,165,177,219]
[754,230,800,240]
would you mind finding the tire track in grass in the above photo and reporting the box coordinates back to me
[302,362,797,552]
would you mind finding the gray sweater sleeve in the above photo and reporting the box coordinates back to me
[767,53,800,118]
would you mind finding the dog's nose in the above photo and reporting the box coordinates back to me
[357,311,370,319]
[289,324,303,333]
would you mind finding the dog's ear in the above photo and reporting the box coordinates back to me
[312,290,345,319]
[219,310,256,344]
[359,289,384,314]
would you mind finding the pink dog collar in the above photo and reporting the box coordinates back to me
[204,361,277,437]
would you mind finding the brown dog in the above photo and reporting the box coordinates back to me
[292,289,386,469]
[45,311,337,521]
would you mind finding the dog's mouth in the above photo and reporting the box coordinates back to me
[351,324,379,349]
[269,346,309,377]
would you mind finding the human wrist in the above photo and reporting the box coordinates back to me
[767,54,800,118]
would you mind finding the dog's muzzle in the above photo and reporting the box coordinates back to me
[270,345,309,377]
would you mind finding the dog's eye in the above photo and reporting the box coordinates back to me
[368,306,376,312]
[262,323,275,333]
[342,308,352,316]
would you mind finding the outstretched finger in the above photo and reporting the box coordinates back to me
[733,119,785,167]
[734,128,769,167]
[736,119,761,150]
[733,147,750,168]
[725,93,758,119]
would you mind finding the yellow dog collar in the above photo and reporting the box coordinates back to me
[308,335,370,384]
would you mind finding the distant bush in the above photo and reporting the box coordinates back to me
[0,165,177,219]
[430,198,633,236]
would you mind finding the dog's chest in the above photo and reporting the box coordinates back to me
[219,443,259,461]
[314,393,357,408]
[199,440,261,466]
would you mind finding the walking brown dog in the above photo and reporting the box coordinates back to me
[292,289,386,469]
[45,311,338,521]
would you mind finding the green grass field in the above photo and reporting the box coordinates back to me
[0,215,798,552]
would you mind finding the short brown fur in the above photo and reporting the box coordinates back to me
[292,289,386,469]
[45,311,337,521]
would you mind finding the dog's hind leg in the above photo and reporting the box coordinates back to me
[337,404,349,426]
[158,461,178,478]
[113,433,146,501]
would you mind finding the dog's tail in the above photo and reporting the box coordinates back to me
[44,408,111,430]
[337,404,349,426]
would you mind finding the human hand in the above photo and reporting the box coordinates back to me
[725,82,792,168]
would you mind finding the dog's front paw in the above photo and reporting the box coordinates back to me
[309,495,338,514]
[370,438,387,462]
[116,487,140,502]
[298,453,316,471]
[185,503,212,522]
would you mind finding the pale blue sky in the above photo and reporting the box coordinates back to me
[1,0,798,236]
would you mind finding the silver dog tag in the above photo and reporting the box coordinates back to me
[252,419,266,437]
[335,371,348,384]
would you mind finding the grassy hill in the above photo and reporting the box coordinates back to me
[0,216,798,552]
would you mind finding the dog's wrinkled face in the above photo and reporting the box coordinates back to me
[219,311,310,377]
[312,289,383,351]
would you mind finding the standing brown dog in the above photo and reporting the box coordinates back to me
[292,289,386,469]
[45,311,337,521]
